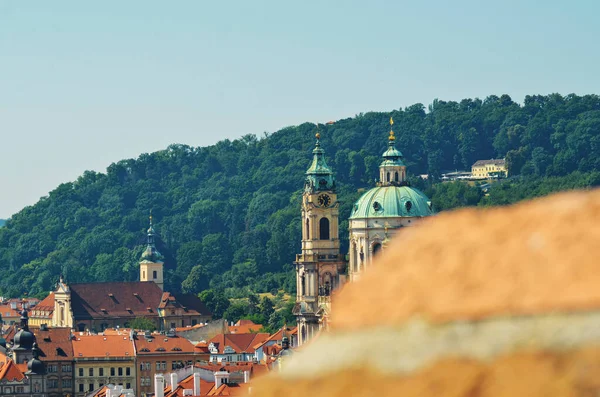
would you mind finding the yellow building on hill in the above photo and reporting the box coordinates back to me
[471,159,507,178]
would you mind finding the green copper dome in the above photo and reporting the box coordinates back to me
[350,186,433,219]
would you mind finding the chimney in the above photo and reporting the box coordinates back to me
[214,371,229,389]
[193,372,201,396]
[170,373,178,388]
[155,374,165,397]
[243,370,250,384]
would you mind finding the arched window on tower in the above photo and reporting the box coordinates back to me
[305,218,310,240]
[386,172,390,182]
[395,172,399,182]
[153,270,157,279]
[372,243,382,257]
[319,217,330,240]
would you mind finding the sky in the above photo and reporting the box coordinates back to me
[1,0,599,218]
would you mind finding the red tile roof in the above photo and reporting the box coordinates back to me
[228,319,263,334]
[32,327,74,362]
[135,334,195,355]
[70,282,164,320]
[0,354,25,382]
[72,334,134,358]
[208,333,270,354]
[159,292,212,317]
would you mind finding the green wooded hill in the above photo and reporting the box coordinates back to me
[1,93,600,301]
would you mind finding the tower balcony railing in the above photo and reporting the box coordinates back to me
[318,295,331,306]
[295,253,345,263]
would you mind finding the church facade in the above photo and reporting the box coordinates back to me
[295,120,434,345]
[49,219,211,332]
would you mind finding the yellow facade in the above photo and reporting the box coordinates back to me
[74,360,136,397]
[471,160,507,178]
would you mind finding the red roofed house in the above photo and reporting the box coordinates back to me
[227,320,262,334]
[207,333,270,363]
[72,334,136,397]
[33,325,75,397]
[134,332,200,397]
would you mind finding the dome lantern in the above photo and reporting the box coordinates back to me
[379,117,407,186]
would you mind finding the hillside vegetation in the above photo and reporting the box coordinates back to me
[1,93,599,304]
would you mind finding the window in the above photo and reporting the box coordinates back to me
[161,361,167,370]
[192,319,197,326]
[238,355,242,361]
[118,367,123,376]
[319,217,330,240]
[111,367,115,376]
[17,386,26,393]
[395,172,399,182]
[126,367,131,376]
[47,364,58,373]
[89,383,94,392]
[62,364,71,372]
[62,379,72,388]
[305,218,310,239]
[79,384,84,392]
[156,362,161,371]
[386,172,390,182]
[79,368,84,377]
[99,368,104,376]
[89,368,94,376]
[372,243,382,256]
[48,379,58,389]
[153,270,157,279]
[170,322,176,329]
[126,383,131,389]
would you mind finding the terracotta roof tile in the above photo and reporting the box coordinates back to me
[0,355,25,382]
[33,327,74,361]
[208,333,270,354]
[134,334,195,354]
[70,282,163,319]
[72,334,134,358]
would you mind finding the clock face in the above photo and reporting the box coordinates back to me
[317,194,331,207]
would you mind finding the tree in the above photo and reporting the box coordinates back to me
[259,296,274,320]
[198,289,230,319]
[129,316,157,331]
[181,264,209,294]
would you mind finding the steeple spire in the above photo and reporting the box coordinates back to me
[378,116,407,186]
[304,124,336,193]
[141,211,162,262]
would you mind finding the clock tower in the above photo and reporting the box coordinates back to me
[293,131,346,346]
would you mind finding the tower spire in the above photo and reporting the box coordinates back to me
[378,115,407,186]
[304,124,335,193]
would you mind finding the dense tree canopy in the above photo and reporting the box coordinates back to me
[1,93,600,301]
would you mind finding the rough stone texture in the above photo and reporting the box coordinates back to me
[335,189,600,328]
[252,189,600,396]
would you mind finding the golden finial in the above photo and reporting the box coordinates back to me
[149,210,153,225]
[389,117,395,141]
[315,132,320,140]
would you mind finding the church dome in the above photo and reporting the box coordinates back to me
[350,186,433,219]
[26,343,45,375]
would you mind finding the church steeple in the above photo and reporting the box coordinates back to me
[305,129,336,193]
[379,117,407,186]
[140,212,164,290]
[294,125,346,347]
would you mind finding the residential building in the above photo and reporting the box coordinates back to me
[28,294,55,328]
[471,158,507,178]
[134,333,197,397]
[33,326,75,397]
[207,333,270,363]
[72,334,136,397]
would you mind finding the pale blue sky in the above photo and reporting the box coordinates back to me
[1,0,599,218]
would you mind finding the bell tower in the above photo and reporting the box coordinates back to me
[139,213,164,291]
[293,129,346,346]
